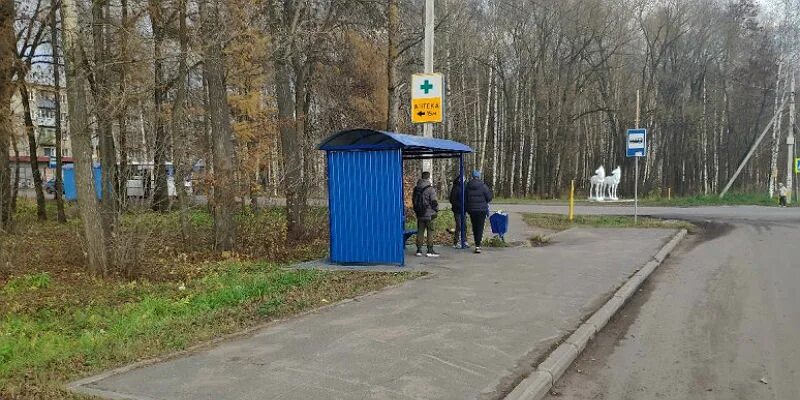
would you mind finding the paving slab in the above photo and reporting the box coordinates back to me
[72,228,674,400]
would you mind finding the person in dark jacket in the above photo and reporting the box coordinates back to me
[448,176,467,248]
[465,170,493,253]
[413,171,439,257]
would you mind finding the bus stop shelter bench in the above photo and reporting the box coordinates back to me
[403,229,418,247]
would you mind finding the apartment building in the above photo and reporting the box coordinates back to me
[9,83,73,187]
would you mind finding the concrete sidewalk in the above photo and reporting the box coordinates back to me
[72,228,675,400]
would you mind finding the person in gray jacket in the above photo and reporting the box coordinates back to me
[413,171,440,257]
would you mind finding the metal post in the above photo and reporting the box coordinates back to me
[634,90,640,224]
[459,154,466,248]
[635,158,639,223]
[788,75,796,205]
[569,179,574,221]
[422,0,434,174]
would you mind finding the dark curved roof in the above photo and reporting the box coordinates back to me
[318,129,473,158]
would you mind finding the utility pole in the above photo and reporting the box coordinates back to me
[788,74,796,204]
[720,96,788,198]
[422,0,434,173]
[634,90,640,224]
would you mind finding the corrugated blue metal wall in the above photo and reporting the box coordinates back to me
[62,164,102,201]
[327,149,405,265]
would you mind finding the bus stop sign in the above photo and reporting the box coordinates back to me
[626,129,647,157]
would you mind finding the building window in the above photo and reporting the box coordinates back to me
[38,127,56,145]
[43,147,55,157]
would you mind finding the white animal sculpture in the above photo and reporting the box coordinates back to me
[589,166,606,201]
[603,166,622,200]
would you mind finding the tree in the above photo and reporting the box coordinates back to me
[92,0,119,228]
[200,0,237,250]
[386,0,399,131]
[50,3,66,223]
[0,0,15,231]
[147,0,172,212]
[15,0,51,221]
[265,0,347,241]
[61,0,109,274]
[171,0,190,240]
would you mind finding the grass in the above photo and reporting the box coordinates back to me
[529,234,551,247]
[0,200,421,399]
[522,213,695,232]
[405,210,465,245]
[496,192,786,207]
[493,197,568,205]
[639,192,782,207]
[404,211,505,246]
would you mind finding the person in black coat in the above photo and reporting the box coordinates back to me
[448,176,466,248]
[465,170,493,253]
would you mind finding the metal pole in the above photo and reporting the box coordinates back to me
[635,159,639,222]
[460,154,466,248]
[422,0,434,174]
[635,90,640,224]
[788,74,796,205]
[569,179,574,221]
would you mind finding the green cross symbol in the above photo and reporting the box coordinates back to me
[420,80,434,94]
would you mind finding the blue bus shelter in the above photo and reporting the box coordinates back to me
[319,129,473,266]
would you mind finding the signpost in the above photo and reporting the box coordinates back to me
[419,0,436,173]
[626,128,647,223]
[628,90,644,223]
[411,73,444,124]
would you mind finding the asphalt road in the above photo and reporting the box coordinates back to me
[497,204,800,400]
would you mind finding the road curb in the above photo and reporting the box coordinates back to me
[504,228,688,400]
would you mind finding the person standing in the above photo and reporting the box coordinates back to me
[448,176,466,248]
[413,171,439,257]
[465,170,493,254]
[779,183,789,207]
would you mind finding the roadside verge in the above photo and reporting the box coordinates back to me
[504,228,688,400]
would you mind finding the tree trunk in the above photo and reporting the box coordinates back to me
[0,0,13,231]
[275,59,305,240]
[93,0,118,228]
[201,0,236,250]
[51,6,66,223]
[19,85,47,220]
[117,0,129,207]
[61,0,109,274]
[768,64,783,197]
[491,68,499,188]
[267,0,308,242]
[172,0,190,243]
[480,67,492,172]
[149,0,169,211]
[385,0,399,131]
